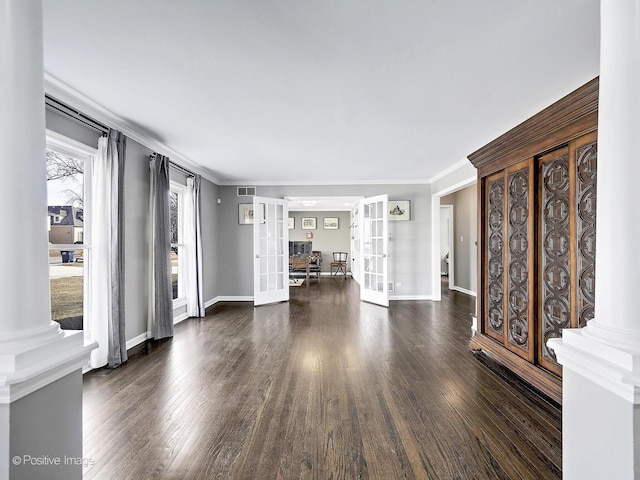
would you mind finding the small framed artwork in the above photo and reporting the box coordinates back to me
[288,217,295,229]
[323,217,339,230]
[301,217,317,229]
[238,203,254,224]
[388,200,411,221]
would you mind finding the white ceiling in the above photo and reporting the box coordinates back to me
[42,0,600,185]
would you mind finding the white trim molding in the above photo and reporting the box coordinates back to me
[389,295,433,301]
[44,72,221,185]
[205,297,218,309]
[451,286,477,297]
[173,312,189,325]
[125,332,150,352]
[0,329,96,403]
[207,296,254,304]
[548,325,640,404]
[428,158,474,184]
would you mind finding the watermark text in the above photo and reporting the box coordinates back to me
[12,455,95,468]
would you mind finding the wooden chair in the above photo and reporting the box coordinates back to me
[330,252,348,276]
[290,256,309,284]
[308,251,323,278]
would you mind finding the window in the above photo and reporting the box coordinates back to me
[170,182,186,304]
[46,130,95,334]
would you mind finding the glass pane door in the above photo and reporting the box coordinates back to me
[253,196,289,306]
[360,194,389,307]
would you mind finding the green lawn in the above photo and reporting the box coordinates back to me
[50,276,83,323]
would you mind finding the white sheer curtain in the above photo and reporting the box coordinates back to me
[89,130,127,368]
[185,175,205,317]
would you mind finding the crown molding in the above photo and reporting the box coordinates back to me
[44,72,222,185]
[468,77,599,171]
[216,177,432,186]
[427,158,474,184]
[44,72,474,189]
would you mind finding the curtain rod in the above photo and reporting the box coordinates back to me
[169,160,195,178]
[45,94,110,135]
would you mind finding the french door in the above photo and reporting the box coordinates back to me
[360,194,389,307]
[253,196,289,306]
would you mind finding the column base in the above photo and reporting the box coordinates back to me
[549,323,640,403]
[548,326,640,479]
[0,325,97,403]
[0,326,97,480]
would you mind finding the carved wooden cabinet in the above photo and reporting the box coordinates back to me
[469,78,598,403]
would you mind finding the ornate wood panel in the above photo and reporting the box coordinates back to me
[538,147,571,375]
[484,173,506,343]
[469,78,599,404]
[573,133,597,329]
[504,160,534,361]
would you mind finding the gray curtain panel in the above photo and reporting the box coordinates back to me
[149,153,174,339]
[107,130,128,367]
[193,175,205,317]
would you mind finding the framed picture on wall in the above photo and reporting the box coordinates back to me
[238,203,254,224]
[388,200,411,221]
[301,217,317,229]
[288,217,295,229]
[323,217,339,229]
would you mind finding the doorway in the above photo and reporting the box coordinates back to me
[440,205,454,289]
[431,176,477,302]
[285,196,361,281]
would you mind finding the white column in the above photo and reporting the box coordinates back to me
[0,0,56,341]
[548,1,640,479]
[0,1,96,478]
[589,0,640,339]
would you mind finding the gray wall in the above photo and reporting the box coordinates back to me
[8,371,83,480]
[46,107,101,147]
[122,138,153,341]
[288,210,350,273]
[441,183,477,293]
[216,184,432,298]
[201,180,219,303]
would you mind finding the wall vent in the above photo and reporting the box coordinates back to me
[237,186,256,196]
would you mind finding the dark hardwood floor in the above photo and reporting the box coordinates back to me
[82,278,561,480]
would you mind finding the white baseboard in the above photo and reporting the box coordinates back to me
[211,296,254,302]
[125,331,150,351]
[205,297,218,308]
[451,286,477,297]
[389,294,433,301]
[173,312,189,325]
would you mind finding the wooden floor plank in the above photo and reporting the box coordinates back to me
[82,278,561,479]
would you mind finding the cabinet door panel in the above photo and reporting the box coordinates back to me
[483,172,507,343]
[572,132,597,329]
[505,159,535,361]
[538,147,572,375]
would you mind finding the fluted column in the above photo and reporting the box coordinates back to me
[0,1,96,479]
[548,1,640,478]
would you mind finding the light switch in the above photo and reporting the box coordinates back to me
[460,236,464,242]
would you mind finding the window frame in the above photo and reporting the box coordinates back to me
[46,129,96,343]
[169,180,187,307]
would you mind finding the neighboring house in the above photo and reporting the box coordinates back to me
[48,205,83,244]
